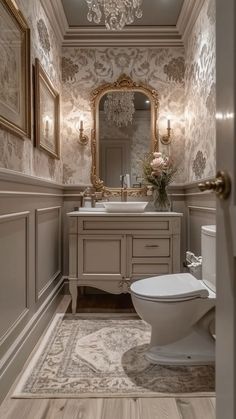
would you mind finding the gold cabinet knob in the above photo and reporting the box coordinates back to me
[198,171,231,199]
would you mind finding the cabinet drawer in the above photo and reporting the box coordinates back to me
[82,219,169,232]
[132,262,170,275]
[132,238,170,257]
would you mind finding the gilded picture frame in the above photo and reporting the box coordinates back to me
[34,58,60,159]
[0,0,31,139]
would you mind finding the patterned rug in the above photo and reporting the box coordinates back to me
[13,314,215,398]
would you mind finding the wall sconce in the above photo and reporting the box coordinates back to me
[78,120,89,146]
[160,118,173,145]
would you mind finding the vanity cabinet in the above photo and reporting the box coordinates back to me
[67,212,182,313]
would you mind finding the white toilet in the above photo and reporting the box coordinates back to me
[130,225,216,366]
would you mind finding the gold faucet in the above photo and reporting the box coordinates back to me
[121,186,128,202]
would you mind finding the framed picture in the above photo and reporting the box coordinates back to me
[34,58,60,159]
[0,0,31,138]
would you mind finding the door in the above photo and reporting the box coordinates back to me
[216,1,236,417]
[100,140,130,187]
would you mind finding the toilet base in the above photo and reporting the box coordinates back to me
[145,329,215,366]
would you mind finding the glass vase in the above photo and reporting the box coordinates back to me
[153,187,171,212]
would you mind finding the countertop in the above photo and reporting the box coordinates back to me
[67,211,183,217]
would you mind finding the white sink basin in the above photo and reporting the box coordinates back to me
[103,202,148,213]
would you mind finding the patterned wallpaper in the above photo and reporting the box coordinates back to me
[61,47,186,184]
[0,0,215,185]
[185,0,216,182]
[0,0,63,182]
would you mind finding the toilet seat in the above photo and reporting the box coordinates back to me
[130,273,211,302]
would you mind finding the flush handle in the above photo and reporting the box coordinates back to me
[198,171,231,199]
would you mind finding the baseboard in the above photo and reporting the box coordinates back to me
[0,277,65,404]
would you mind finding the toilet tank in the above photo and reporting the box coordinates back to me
[201,225,216,292]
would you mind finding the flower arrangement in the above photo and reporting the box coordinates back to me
[142,152,177,210]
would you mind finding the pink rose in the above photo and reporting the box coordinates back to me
[151,157,165,170]
[153,152,162,158]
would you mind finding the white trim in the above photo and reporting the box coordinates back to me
[62,26,183,47]
[0,191,63,197]
[177,0,205,44]
[187,205,216,213]
[40,0,68,43]
[0,168,63,189]
[36,0,205,47]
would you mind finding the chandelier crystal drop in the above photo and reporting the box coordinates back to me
[104,92,135,127]
[86,0,143,31]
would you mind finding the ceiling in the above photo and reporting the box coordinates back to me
[41,0,205,47]
[61,0,184,28]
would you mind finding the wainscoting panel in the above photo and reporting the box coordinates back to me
[35,206,62,301]
[0,212,29,344]
[187,205,216,255]
[0,169,64,403]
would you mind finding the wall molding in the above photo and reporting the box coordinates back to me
[0,168,216,197]
[40,0,68,43]
[177,0,205,44]
[0,277,64,404]
[0,168,63,190]
[0,211,30,347]
[35,206,62,302]
[38,0,206,48]
[63,26,183,47]
[187,205,216,251]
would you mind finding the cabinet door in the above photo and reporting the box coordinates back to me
[78,235,126,281]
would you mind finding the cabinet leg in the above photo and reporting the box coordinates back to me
[69,281,78,314]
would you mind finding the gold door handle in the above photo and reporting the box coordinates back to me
[198,171,231,199]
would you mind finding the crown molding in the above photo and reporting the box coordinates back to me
[63,26,183,47]
[40,0,68,43]
[39,0,206,48]
[177,0,205,44]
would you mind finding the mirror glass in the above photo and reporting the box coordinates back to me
[98,91,151,188]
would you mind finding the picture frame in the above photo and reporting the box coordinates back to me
[34,58,60,159]
[0,0,31,139]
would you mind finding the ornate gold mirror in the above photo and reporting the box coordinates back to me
[90,74,159,196]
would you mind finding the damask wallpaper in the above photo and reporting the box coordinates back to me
[185,0,216,182]
[61,47,186,184]
[0,0,63,182]
[0,0,215,186]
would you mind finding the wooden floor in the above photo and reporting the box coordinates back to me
[0,296,216,419]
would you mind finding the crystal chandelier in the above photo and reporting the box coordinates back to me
[104,92,135,127]
[85,0,143,31]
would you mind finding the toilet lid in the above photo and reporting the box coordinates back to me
[130,273,209,301]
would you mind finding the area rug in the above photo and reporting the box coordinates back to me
[13,313,215,398]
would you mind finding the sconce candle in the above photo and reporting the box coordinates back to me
[78,119,89,146]
[160,118,173,145]
[45,116,49,137]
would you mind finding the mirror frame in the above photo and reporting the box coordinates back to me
[90,74,159,196]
